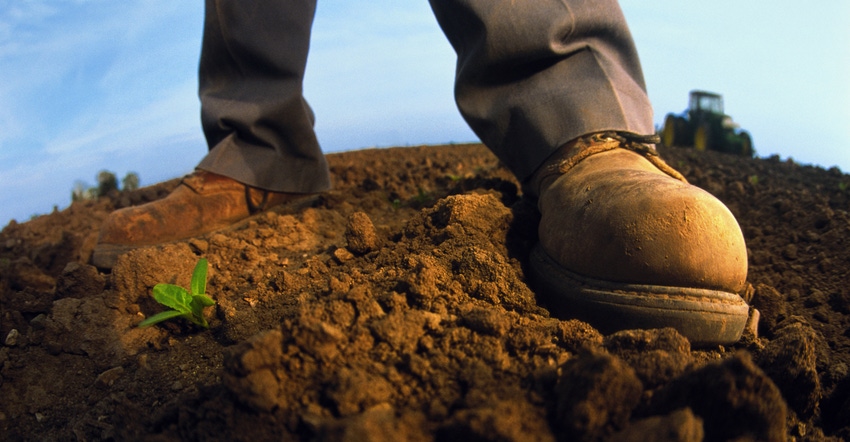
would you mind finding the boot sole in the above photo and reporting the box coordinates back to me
[529,244,749,347]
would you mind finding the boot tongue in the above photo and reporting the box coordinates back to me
[179,171,210,193]
[525,134,622,201]
[526,131,687,201]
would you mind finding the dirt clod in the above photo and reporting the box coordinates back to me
[757,319,823,417]
[610,408,704,442]
[56,261,105,299]
[603,328,692,389]
[555,350,643,440]
[345,211,380,255]
[649,352,787,441]
[224,328,285,412]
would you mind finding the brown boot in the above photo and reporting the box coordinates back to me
[527,132,749,346]
[92,171,310,269]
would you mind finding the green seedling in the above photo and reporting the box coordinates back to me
[748,174,759,186]
[414,187,430,204]
[138,258,215,328]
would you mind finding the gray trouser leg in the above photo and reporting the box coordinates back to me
[197,0,330,194]
[197,0,651,190]
[429,0,654,181]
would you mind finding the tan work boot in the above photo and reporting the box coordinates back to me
[528,132,749,346]
[92,171,309,269]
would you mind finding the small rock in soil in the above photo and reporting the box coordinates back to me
[5,329,19,346]
[95,366,125,388]
[29,314,47,330]
[345,211,380,255]
[332,247,355,263]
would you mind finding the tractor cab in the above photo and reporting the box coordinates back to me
[662,90,753,157]
[689,90,724,116]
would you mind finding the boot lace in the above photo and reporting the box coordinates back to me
[543,131,687,183]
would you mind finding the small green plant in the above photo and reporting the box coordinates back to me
[748,174,759,186]
[839,182,848,192]
[414,187,430,204]
[138,258,215,328]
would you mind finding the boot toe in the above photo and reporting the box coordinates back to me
[538,150,747,293]
[92,171,306,269]
[532,148,750,346]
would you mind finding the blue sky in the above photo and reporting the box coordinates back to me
[1,1,848,225]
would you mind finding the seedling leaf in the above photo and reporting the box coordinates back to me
[152,284,192,314]
[191,258,208,296]
[187,310,209,328]
[192,294,216,307]
[190,294,216,327]
[138,310,186,328]
[138,258,215,329]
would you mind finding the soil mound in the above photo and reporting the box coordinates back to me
[2,144,849,440]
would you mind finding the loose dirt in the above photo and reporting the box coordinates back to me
[1,143,849,441]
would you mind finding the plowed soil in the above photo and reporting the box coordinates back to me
[1,143,849,441]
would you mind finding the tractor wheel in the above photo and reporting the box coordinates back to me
[662,114,679,146]
[694,124,711,152]
[739,131,754,157]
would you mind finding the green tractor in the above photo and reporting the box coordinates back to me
[662,90,754,157]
